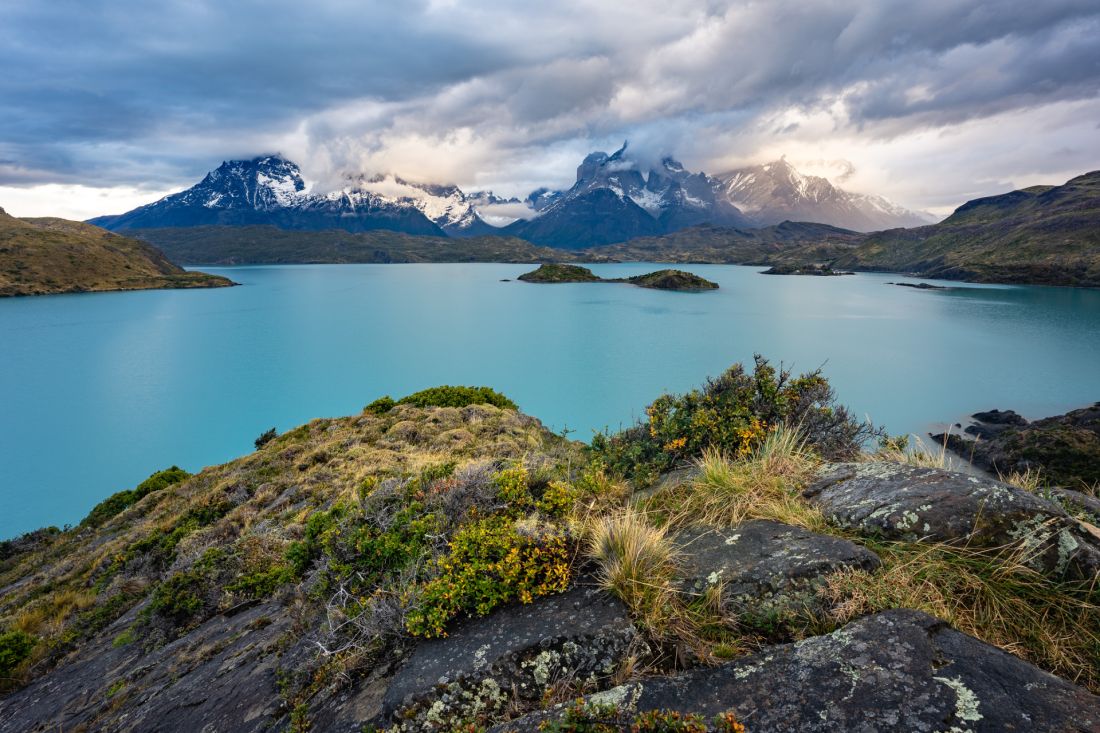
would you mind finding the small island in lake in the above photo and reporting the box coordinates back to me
[517,263,602,283]
[889,281,950,290]
[760,263,854,276]
[517,263,718,291]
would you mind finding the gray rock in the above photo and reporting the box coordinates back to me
[1045,486,1100,524]
[0,600,301,733]
[379,583,638,730]
[805,462,1100,580]
[502,609,1100,732]
[674,521,879,616]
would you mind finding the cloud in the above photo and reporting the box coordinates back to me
[0,0,1098,218]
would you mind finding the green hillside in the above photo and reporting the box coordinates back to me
[835,171,1100,286]
[0,209,233,297]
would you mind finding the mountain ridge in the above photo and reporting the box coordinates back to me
[89,151,931,246]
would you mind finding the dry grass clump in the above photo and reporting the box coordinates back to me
[823,540,1100,691]
[872,433,953,469]
[586,508,679,630]
[999,467,1045,493]
[649,426,823,532]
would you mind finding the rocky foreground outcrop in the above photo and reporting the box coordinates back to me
[806,462,1100,580]
[379,584,638,731]
[499,609,1100,732]
[673,521,879,616]
[2,410,1098,731]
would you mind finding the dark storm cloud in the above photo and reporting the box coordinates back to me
[1,0,1099,207]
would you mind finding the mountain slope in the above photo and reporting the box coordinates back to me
[715,159,934,232]
[0,208,233,296]
[834,170,1100,285]
[89,157,500,237]
[585,221,861,263]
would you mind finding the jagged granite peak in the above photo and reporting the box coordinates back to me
[716,158,934,232]
[508,143,751,248]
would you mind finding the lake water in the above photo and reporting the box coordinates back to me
[2,263,1098,537]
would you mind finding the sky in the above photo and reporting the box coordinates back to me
[2,0,1099,220]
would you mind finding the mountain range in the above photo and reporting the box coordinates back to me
[89,157,508,238]
[120,168,1100,287]
[89,148,933,246]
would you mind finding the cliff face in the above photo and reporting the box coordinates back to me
[1,377,1097,732]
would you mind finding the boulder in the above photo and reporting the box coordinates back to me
[805,463,1100,581]
[501,609,1100,732]
[378,583,639,730]
[674,521,880,616]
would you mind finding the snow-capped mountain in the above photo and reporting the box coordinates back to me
[715,159,934,232]
[89,152,933,246]
[504,143,750,248]
[90,156,499,237]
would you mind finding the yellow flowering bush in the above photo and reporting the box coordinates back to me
[591,355,881,483]
[406,515,571,637]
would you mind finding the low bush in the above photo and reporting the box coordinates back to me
[591,355,880,484]
[366,386,518,414]
[0,629,36,680]
[364,395,396,414]
[80,466,191,528]
[406,514,572,638]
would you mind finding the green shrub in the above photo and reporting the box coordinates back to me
[364,395,396,414]
[406,515,571,637]
[80,466,191,528]
[591,355,880,483]
[226,565,296,599]
[254,427,278,450]
[495,466,532,513]
[398,386,517,411]
[286,505,346,576]
[366,386,516,414]
[147,572,204,624]
[146,549,227,626]
[0,629,36,679]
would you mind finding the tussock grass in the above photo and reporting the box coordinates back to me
[822,540,1100,690]
[586,508,679,631]
[604,432,1100,690]
[648,426,822,532]
[1000,467,1045,493]
[873,432,953,469]
[15,589,96,636]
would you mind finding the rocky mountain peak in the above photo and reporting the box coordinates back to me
[716,158,933,231]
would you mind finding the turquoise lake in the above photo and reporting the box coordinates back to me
[2,262,1098,537]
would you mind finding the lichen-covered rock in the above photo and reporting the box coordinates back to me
[674,521,879,615]
[378,584,639,731]
[805,462,1100,580]
[502,609,1100,733]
